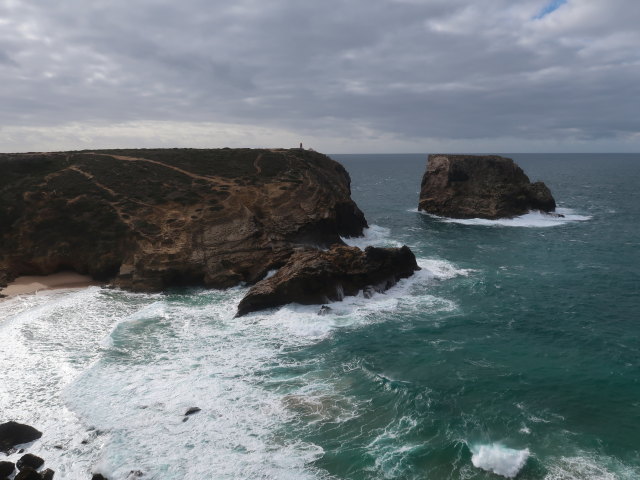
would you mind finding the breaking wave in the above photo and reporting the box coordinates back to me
[414,207,591,227]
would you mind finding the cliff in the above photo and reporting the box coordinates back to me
[418,154,556,219]
[0,148,368,291]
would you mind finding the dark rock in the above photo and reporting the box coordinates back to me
[0,148,367,293]
[236,245,420,316]
[362,286,377,299]
[17,453,44,471]
[0,422,42,452]
[0,461,14,477]
[14,467,42,480]
[317,305,332,315]
[418,154,556,219]
[91,474,109,480]
[41,469,55,480]
[184,407,201,416]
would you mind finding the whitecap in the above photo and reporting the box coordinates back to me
[413,207,591,228]
[240,255,467,337]
[544,455,630,480]
[342,224,401,248]
[470,443,530,478]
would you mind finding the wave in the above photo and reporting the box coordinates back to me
[469,443,530,478]
[544,453,640,480]
[244,255,468,338]
[413,207,591,228]
[0,222,469,479]
[64,288,331,479]
[342,224,402,248]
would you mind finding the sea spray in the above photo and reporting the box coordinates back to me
[469,443,530,478]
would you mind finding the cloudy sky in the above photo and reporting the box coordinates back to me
[1,0,639,153]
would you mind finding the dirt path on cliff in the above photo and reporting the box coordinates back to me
[253,153,263,175]
[82,152,237,186]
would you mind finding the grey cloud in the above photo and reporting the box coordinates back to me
[1,0,639,150]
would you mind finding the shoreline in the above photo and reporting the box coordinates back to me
[0,272,102,299]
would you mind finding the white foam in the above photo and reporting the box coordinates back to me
[470,443,530,478]
[0,287,157,477]
[59,288,333,479]
[418,258,473,280]
[414,208,591,228]
[240,255,467,340]
[543,455,639,480]
[342,224,402,248]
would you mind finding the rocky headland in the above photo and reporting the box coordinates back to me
[418,154,556,219]
[0,148,418,311]
[0,148,368,292]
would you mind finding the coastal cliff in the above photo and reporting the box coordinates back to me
[418,154,556,219]
[0,148,368,291]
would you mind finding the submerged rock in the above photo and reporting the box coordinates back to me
[0,422,42,452]
[418,154,556,219]
[17,454,44,471]
[14,467,42,480]
[41,469,55,480]
[236,245,420,316]
[184,407,201,416]
[0,148,367,293]
[0,461,15,477]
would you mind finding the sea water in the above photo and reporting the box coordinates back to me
[1,154,639,479]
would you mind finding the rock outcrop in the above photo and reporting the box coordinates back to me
[236,245,420,316]
[0,148,367,291]
[418,154,556,219]
[0,422,42,452]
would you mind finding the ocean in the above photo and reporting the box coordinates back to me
[1,153,638,479]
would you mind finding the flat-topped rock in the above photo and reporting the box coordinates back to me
[236,245,420,316]
[418,154,556,219]
[0,148,367,292]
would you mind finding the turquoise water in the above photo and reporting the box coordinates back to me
[0,154,638,479]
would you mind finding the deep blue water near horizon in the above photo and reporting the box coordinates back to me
[1,153,639,479]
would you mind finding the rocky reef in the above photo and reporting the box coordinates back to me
[418,154,556,219]
[0,148,369,292]
[236,245,420,317]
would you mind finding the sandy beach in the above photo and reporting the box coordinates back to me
[0,271,101,298]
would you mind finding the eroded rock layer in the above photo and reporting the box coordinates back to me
[236,245,420,316]
[0,148,367,291]
[418,154,556,219]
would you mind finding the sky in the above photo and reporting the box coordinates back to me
[0,0,639,153]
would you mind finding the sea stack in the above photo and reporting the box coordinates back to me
[0,148,368,292]
[418,154,556,219]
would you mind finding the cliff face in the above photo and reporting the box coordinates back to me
[0,148,367,291]
[418,154,556,219]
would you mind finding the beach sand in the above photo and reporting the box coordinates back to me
[0,272,102,298]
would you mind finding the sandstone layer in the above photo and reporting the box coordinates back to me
[0,148,368,291]
[236,245,420,317]
[418,154,556,219]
